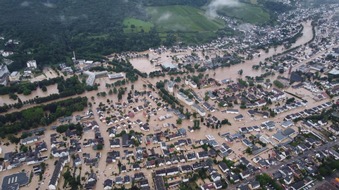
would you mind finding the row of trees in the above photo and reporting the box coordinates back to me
[0,76,96,113]
[0,97,88,138]
[0,77,64,95]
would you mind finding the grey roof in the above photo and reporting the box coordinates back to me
[1,172,29,190]
[49,156,68,186]
[272,131,287,142]
[281,120,294,127]
[282,128,295,136]
[154,176,166,190]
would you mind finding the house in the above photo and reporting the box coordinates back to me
[140,179,149,187]
[284,175,294,185]
[103,179,113,190]
[88,173,97,182]
[51,148,69,158]
[109,138,120,148]
[155,169,167,176]
[281,120,294,128]
[240,157,251,167]
[21,136,39,145]
[49,156,69,190]
[211,173,221,182]
[134,172,145,181]
[249,180,261,189]
[186,152,197,161]
[242,139,253,147]
[229,173,240,183]
[214,180,223,189]
[27,60,37,69]
[0,64,10,86]
[181,165,192,173]
[272,131,287,143]
[154,176,167,190]
[176,92,194,106]
[121,134,132,148]
[132,163,141,171]
[73,154,82,167]
[279,166,293,177]
[192,162,204,170]
[146,160,156,168]
[218,162,230,173]
[240,169,251,179]
[115,176,123,185]
[36,141,48,152]
[197,151,209,159]
[201,183,216,190]
[167,166,180,176]
[191,104,206,116]
[124,175,131,184]
[328,125,339,135]
[226,109,239,114]
[234,114,244,121]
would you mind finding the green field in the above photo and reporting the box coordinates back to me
[146,5,225,32]
[123,18,154,33]
[218,3,270,24]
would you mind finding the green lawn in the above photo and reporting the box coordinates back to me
[123,18,154,33]
[218,3,270,24]
[146,5,225,32]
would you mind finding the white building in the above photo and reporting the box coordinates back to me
[176,92,194,106]
[9,71,20,82]
[27,60,37,69]
[0,64,10,86]
[167,81,175,93]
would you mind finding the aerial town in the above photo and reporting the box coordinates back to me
[0,1,339,190]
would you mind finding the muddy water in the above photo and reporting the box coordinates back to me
[0,21,314,110]
[0,84,59,106]
[130,21,314,81]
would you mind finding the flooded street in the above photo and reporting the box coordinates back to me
[130,21,314,82]
[0,21,314,110]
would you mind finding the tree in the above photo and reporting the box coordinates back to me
[41,86,47,92]
[176,118,182,125]
[221,119,230,125]
[273,80,284,89]
[56,125,69,133]
[245,147,252,154]
[238,69,243,75]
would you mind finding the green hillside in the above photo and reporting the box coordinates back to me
[147,5,225,32]
[123,18,154,33]
[218,3,270,24]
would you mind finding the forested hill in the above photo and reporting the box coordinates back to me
[0,0,290,70]
[0,0,153,69]
[0,0,215,70]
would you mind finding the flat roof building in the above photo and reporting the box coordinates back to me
[1,172,29,190]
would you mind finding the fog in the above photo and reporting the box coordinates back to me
[206,0,240,18]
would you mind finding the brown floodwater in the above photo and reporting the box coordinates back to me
[129,21,314,82]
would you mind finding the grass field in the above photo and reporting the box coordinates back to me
[123,18,154,33]
[146,5,225,32]
[218,3,270,24]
